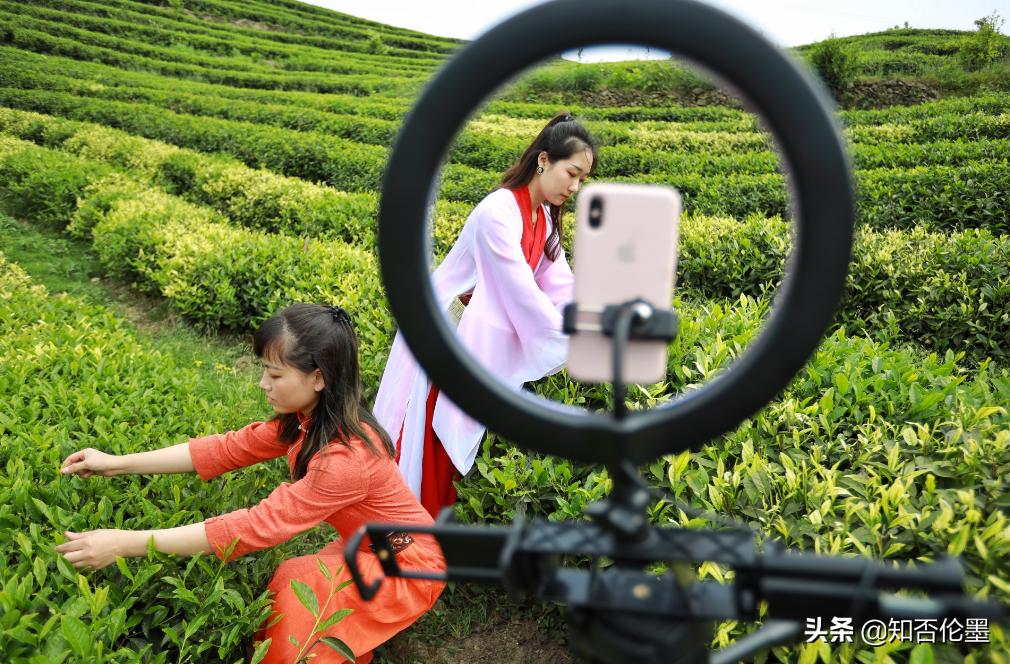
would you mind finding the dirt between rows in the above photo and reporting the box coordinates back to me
[378,615,575,664]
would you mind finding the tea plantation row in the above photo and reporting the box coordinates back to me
[2,128,1008,374]
[5,61,1010,178]
[0,88,1006,229]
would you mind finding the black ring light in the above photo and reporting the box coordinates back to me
[378,0,854,468]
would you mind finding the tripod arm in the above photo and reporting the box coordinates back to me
[344,518,1006,624]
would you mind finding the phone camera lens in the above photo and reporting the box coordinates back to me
[589,198,603,229]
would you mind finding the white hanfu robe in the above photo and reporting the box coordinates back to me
[373,187,574,497]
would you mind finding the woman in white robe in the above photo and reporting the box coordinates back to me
[374,112,599,517]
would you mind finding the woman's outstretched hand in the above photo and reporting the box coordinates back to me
[55,530,138,570]
[61,448,120,477]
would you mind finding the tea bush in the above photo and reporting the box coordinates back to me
[0,137,393,391]
[808,38,859,95]
[84,190,392,392]
[4,241,1005,661]
[459,294,1010,657]
[5,1,434,78]
[676,215,1010,362]
[0,137,107,226]
[857,161,1010,232]
[163,0,458,55]
[0,89,496,203]
[153,151,383,245]
[3,135,1007,368]
[627,160,1010,232]
[0,249,290,662]
[71,1,441,61]
[0,18,416,95]
[2,39,1007,129]
[1,95,1008,224]
[0,46,419,120]
[843,94,1010,124]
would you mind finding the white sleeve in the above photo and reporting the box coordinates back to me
[535,244,574,311]
[471,204,565,341]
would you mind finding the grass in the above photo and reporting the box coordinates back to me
[925,58,1010,95]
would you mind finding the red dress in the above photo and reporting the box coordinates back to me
[189,414,445,663]
[399,186,547,518]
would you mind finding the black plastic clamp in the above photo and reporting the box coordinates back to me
[562,299,679,341]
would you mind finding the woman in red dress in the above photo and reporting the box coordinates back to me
[57,303,444,663]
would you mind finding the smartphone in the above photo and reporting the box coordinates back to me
[566,183,681,384]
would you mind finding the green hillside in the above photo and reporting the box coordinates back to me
[507,23,1010,108]
[0,1,1008,663]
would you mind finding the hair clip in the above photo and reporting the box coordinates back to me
[324,305,351,325]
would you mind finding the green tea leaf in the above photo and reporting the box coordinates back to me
[316,557,332,581]
[319,636,355,660]
[250,639,272,664]
[909,643,934,664]
[290,579,319,618]
[184,613,209,639]
[115,556,134,581]
[61,615,90,657]
[316,608,353,633]
[33,556,47,587]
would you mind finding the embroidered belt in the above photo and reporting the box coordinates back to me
[368,531,414,557]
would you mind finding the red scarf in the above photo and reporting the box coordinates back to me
[511,186,547,270]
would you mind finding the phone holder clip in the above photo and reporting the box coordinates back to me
[562,299,679,341]
[563,299,679,422]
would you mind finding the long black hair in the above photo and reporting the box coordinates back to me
[500,111,599,262]
[253,303,395,480]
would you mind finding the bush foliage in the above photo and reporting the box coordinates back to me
[809,38,859,95]
[0,249,282,662]
[2,3,1009,661]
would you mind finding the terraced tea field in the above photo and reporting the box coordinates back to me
[0,1,1007,662]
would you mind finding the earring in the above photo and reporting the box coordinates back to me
[536,165,544,174]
